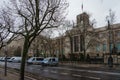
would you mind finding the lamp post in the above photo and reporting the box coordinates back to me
[107,19,113,68]
[4,45,8,76]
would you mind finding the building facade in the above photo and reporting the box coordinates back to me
[63,12,120,60]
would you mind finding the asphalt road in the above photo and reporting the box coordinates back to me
[0,61,120,80]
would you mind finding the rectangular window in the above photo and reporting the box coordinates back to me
[74,36,79,52]
[116,42,120,51]
[117,32,120,37]
[96,44,100,52]
[103,44,107,52]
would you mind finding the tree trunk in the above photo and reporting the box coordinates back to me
[20,38,29,80]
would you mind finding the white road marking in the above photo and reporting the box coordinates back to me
[51,71,57,73]
[60,72,68,75]
[85,76,101,80]
[72,74,82,77]
[43,70,48,72]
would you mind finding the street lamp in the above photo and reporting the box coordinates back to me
[4,44,8,76]
[106,18,113,68]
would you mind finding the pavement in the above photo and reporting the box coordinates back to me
[0,62,120,80]
[0,67,36,80]
[0,68,20,80]
[0,67,53,80]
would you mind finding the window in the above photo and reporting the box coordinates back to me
[52,58,55,61]
[96,44,100,52]
[73,36,79,52]
[117,32,120,37]
[103,44,107,52]
[32,58,35,61]
[116,42,120,51]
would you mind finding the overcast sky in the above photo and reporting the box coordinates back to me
[66,0,120,28]
[0,0,120,28]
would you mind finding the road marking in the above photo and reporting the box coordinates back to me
[60,72,68,75]
[51,71,57,73]
[43,70,48,72]
[72,74,82,77]
[85,76,101,80]
[37,68,42,70]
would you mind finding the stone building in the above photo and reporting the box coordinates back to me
[62,12,120,60]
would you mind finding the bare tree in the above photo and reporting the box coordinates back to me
[1,0,68,80]
[0,12,18,50]
[56,20,73,60]
[36,29,55,56]
[43,30,56,56]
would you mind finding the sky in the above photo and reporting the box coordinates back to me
[66,0,120,28]
[0,0,120,28]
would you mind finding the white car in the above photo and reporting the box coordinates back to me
[0,57,5,61]
[9,57,22,63]
[0,57,4,61]
[27,57,44,65]
[41,57,59,66]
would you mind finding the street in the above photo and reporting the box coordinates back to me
[0,62,120,80]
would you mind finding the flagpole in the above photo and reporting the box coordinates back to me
[81,0,84,13]
[82,3,83,12]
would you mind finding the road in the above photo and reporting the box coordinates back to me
[0,61,120,80]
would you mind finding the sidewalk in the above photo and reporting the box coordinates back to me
[0,68,20,80]
[0,67,53,80]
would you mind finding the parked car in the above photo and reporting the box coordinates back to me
[27,57,44,65]
[0,57,5,61]
[41,57,59,66]
[0,57,11,61]
[0,57,3,61]
[8,57,22,63]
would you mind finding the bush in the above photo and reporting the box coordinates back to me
[79,53,85,61]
